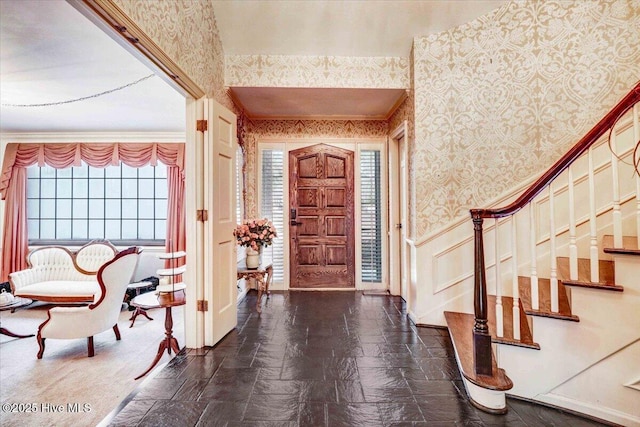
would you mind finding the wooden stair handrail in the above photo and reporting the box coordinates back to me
[471,82,640,220]
[468,81,640,379]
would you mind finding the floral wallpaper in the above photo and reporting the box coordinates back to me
[413,0,640,237]
[226,55,409,89]
[112,0,234,110]
[242,120,389,217]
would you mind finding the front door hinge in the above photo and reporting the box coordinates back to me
[196,120,208,132]
[197,300,208,312]
[197,209,208,222]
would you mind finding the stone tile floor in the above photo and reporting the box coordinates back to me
[106,291,609,426]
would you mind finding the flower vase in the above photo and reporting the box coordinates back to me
[245,246,261,269]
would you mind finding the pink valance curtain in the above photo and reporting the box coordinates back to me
[1,143,185,282]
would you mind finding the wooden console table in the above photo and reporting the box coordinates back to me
[237,261,273,313]
[131,290,185,380]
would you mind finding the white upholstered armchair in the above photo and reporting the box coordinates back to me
[36,247,141,359]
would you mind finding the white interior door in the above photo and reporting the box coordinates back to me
[398,134,408,302]
[203,99,237,345]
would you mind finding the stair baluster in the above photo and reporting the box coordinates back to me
[568,166,578,281]
[495,218,504,337]
[611,127,623,248]
[549,183,559,313]
[511,215,520,340]
[529,203,539,310]
[588,148,600,282]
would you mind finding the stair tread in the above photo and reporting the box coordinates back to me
[519,277,579,321]
[488,295,540,350]
[557,257,623,292]
[444,311,513,391]
[603,235,640,256]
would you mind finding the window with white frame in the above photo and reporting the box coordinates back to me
[26,163,167,245]
[360,150,383,282]
[260,149,285,282]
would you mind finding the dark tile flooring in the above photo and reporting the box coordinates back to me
[107,291,608,427]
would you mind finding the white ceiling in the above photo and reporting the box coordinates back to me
[215,0,505,120]
[0,0,186,133]
[0,0,506,133]
[213,0,505,57]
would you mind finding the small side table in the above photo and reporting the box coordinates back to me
[127,281,154,327]
[237,261,273,313]
[131,290,185,380]
[0,297,35,338]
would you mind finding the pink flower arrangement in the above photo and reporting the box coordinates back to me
[233,218,278,250]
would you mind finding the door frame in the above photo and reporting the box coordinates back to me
[389,121,409,302]
[257,138,388,291]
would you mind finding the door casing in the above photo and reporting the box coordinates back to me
[257,138,388,291]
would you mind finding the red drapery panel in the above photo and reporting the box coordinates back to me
[1,143,185,282]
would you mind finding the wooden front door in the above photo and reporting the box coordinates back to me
[289,144,355,288]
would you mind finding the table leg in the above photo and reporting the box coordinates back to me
[134,307,180,380]
[255,273,265,314]
[129,307,153,328]
[0,326,34,339]
[265,266,273,297]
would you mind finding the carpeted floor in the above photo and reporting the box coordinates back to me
[0,300,184,427]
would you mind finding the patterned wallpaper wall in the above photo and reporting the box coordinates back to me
[413,0,640,237]
[113,0,234,110]
[242,120,388,218]
[226,55,409,89]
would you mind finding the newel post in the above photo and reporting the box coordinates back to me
[472,212,492,376]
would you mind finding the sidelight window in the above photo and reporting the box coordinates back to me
[360,150,383,283]
[260,149,285,282]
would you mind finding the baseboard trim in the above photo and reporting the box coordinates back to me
[523,393,638,427]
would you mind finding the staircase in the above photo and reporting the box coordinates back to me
[445,83,640,426]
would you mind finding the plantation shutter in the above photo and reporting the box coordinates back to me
[236,147,243,224]
[260,149,285,282]
[360,150,382,283]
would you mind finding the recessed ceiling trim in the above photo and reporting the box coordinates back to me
[70,0,204,99]
[384,90,409,121]
[245,114,391,122]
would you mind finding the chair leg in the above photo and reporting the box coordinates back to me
[87,336,94,357]
[37,337,45,359]
[113,324,121,341]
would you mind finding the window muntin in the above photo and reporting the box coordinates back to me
[27,163,167,245]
